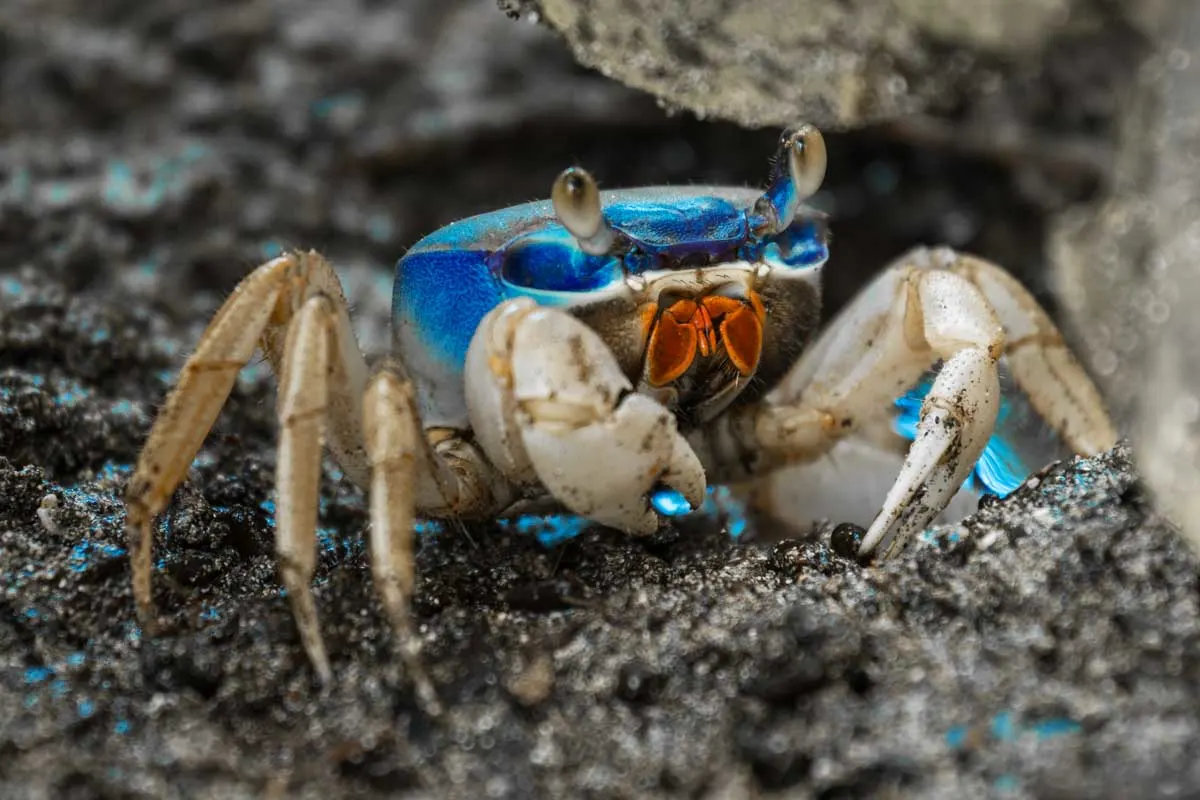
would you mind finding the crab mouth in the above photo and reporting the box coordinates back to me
[642,291,766,387]
[633,283,765,424]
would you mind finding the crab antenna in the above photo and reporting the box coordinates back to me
[752,124,827,237]
[552,167,618,256]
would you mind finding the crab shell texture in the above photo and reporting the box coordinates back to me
[394,186,830,429]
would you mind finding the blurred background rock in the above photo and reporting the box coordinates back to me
[0,0,1152,339]
[1052,3,1200,554]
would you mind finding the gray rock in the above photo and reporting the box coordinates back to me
[516,0,1157,137]
[1051,0,1200,551]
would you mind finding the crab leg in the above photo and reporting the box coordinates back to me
[361,358,512,713]
[697,247,1116,557]
[273,294,336,681]
[126,254,297,628]
[273,295,504,694]
[859,344,998,556]
[126,252,371,672]
[796,263,1006,557]
[944,249,1117,455]
[259,252,372,489]
[127,249,519,691]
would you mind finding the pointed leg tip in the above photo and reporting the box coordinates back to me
[416,681,444,718]
[305,640,334,687]
[401,654,443,718]
[284,584,333,688]
[134,605,160,637]
[858,518,892,560]
[314,661,334,687]
[386,619,442,717]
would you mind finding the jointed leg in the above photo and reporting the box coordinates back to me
[127,251,375,678]
[362,358,512,712]
[273,293,336,682]
[126,251,510,692]
[695,247,1116,558]
[944,248,1116,454]
[127,253,304,628]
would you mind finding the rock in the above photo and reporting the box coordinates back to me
[1051,0,1200,551]
[517,0,1155,136]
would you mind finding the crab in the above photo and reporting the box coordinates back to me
[125,125,1117,698]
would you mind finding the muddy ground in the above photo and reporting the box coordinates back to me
[1,1,1197,798]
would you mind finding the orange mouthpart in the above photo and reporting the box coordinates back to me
[644,292,766,386]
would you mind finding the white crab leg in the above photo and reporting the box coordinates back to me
[361,355,516,711]
[126,250,503,692]
[719,248,1118,541]
[259,251,373,489]
[699,250,1033,556]
[466,298,706,534]
[701,246,1116,557]
[850,267,1005,555]
[946,249,1117,455]
[274,294,336,683]
[362,363,439,712]
[859,345,998,556]
[128,251,380,682]
[265,265,513,690]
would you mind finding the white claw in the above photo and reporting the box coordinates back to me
[466,301,707,534]
[464,298,539,485]
[659,429,707,513]
[521,393,680,534]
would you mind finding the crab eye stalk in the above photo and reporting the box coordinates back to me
[786,124,827,200]
[752,124,828,237]
[552,167,617,256]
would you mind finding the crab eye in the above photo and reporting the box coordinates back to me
[552,168,602,238]
[784,124,826,201]
[752,124,828,238]
[552,167,617,256]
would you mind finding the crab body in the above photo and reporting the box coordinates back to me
[125,125,1118,694]
[394,187,828,429]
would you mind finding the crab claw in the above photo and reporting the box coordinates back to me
[465,299,706,534]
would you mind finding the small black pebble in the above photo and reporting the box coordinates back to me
[830,523,865,559]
